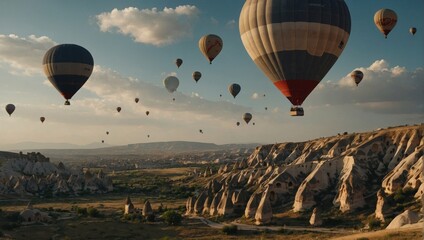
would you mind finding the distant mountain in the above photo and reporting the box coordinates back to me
[3,141,260,157]
[0,141,113,151]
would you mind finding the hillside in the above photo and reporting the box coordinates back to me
[187,124,424,227]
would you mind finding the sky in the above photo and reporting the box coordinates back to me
[0,0,423,148]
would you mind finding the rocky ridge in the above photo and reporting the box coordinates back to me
[0,152,113,196]
[186,124,424,225]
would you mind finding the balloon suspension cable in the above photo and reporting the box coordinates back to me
[65,100,70,105]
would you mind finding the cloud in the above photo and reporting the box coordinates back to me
[313,59,424,114]
[0,34,56,76]
[96,5,199,46]
[210,17,219,25]
[226,19,236,29]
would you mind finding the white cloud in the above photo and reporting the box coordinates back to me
[210,17,219,25]
[312,59,424,114]
[96,5,199,46]
[226,19,236,29]
[0,34,56,76]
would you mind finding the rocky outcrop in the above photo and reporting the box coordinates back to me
[309,207,323,226]
[0,152,113,196]
[192,125,424,225]
[386,210,421,229]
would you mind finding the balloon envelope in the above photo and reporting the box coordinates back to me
[199,34,223,64]
[243,113,252,124]
[351,70,364,86]
[43,44,94,105]
[164,76,179,93]
[117,107,121,113]
[239,0,351,106]
[410,27,417,35]
[176,58,183,68]
[192,71,202,82]
[135,98,139,103]
[374,9,397,38]
[146,111,150,116]
[228,83,241,98]
[40,117,45,123]
[5,104,15,116]
[236,122,240,126]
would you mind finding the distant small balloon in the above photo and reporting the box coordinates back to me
[192,71,202,83]
[236,122,240,126]
[102,140,104,143]
[40,117,45,123]
[350,70,364,86]
[147,135,150,138]
[219,94,222,98]
[146,111,150,116]
[135,98,139,103]
[253,122,256,126]
[410,27,417,35]
[176,58,183,68]
[117,107,121,113]
[5,104,15,116]
[265,107,268,110]
[243,113,252,124]
[164,76,179,93]
[199,129,203,134]
[228,83,241,98]
[173,98,176,101]
[106,131,109,135]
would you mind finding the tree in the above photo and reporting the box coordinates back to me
[162,210,182,226]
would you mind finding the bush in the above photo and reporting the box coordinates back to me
[222,225,238,235]
[87,207,100,218]
[162,210,182,226]
[367,217,381,230]
[146,214,155,222]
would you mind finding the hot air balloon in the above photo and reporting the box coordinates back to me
[243,113,252,124]
[176,58,183,68]
[253,122,255,126]
[199,129,203,134]
[102,140,104,143]
[351,70,364,86]
[117,107,121,113]
[173,98,176,101]
[164,76,179,93]
[135,98,139,103]
[228,83,241,98]
[146,111,150,116]
[199,34,223,64]
[43,44,94,105]
[239,0,351,116]
[219,94,222,98]
[192,71,202,83]
[147,135,150,138]
[5,104,15,116]
[40,117,45,123]
[265,107,268,111]
[374,9,397,39]
[410,27,417,35]
[236,122,240,126]
[106,131,109,135]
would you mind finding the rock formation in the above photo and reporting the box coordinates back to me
[309,207,323,226]
[186,124,424,225]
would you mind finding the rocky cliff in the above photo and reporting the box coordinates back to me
[187,124,424,225]
[0,152,113,196]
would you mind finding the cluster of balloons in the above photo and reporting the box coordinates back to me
[374,9,416,39]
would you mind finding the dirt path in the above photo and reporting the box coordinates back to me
[191,216,354,234]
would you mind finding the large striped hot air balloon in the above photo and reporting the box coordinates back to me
[199,34,223,64]
[43,44,94,105]
[374,9,397,39]
[239,0,351,116]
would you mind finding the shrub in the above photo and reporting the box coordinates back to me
[367,217,381,230]
[162,210,182,226]
[87,207,100,218]
[146,214,155,222]
[222,225,238,235]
